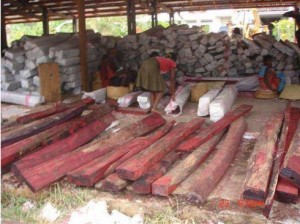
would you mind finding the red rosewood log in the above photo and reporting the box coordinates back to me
[242,113,284,201]
[116,118,205,181]
[152,131,225,197]
[264,106,300,217]
[116,107,151,115]
[1,105,86,147]
[97,173,129,192]
[11,114,114,178]
[132,151,180,194]
[276,178,299,203]
[280,121,300,188]
[17,113,166,192]
[187,118,247,203]
[177,104,252,152]
[1,105,113,168]
[67,121,175,187]
[16,97,95,124]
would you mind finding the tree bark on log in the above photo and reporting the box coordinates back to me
[152,130,225,197]
[17,113,166,192]
[176,104,252,152]
[187,118,247,204]
[116,118,205,181]
[242,113,284,201]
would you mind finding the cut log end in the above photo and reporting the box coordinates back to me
[243,189,266,201]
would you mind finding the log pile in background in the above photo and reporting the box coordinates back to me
[2,25,299,103]
[1,30,101,97]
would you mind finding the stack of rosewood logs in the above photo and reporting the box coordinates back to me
[242,105,300,218]
[2,99,253,202]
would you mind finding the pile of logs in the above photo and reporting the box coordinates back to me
[242,105,300,218]
[1,30,101,96]
[2,98,252,201]
[2,24,299,101]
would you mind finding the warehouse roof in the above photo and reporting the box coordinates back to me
[2,0,299,24]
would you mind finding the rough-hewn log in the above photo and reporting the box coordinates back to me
[152,131,225,197]
[11,114,114,179]
[1,105,113,168]
[132,151,180,194]
[264,106,300,217]
[17,113,166,192]
[116,118,205,181]
[16,97,95,124]
[187,118,247,203]
[276,177,299,203]
[1,105,86,147]
[280,121,300,188]
[116,107,151,115]
[97,173,129,192]
[242,113,284,201]
[67,121,175,187]
[177,104,252,152]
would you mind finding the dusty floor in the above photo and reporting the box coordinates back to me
[1,96,300,224]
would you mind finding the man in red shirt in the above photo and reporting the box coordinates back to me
[135,53,177,113]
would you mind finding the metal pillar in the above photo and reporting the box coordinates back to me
[169,10,174,25]
[151,0,158,27]
[127,0,136,35]
[1,3,8,55]
[76,0,89,91]
[73,17,78,33]
[42,7,49,35]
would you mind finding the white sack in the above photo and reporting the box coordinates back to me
[118,91,142,108]
[137,92,151,109]
[82,88,107,103]
[197,88,222,117]
[1,91,45,107]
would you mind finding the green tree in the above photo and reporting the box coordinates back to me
[272,18,295,42]
[86,17,128,36]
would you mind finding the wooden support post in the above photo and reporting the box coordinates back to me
[76,0,89,91]
[264,106,300,217]
[169,10,174,25]
[242,113,284,201]
[187,118,247,204]
[42,7,49,36]
[1,2,8,56]
[151,0,158,27]
[127,0,136,35]
[116,118,205,181]
[73,17,77,33]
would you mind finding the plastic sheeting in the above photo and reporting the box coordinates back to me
[117,91,142,108]
[197,88,222,117]
[209,85,238,122]
[137,92,151,109]
[164,85,191,117]
[82,88,106,103]
[1,91,45,107]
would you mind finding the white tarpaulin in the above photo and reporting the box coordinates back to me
[1,91,45,107]
[209,85,238,122]
[197,88,222,117]
[164,85,191,117]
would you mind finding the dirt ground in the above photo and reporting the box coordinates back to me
[1,96,300,224]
